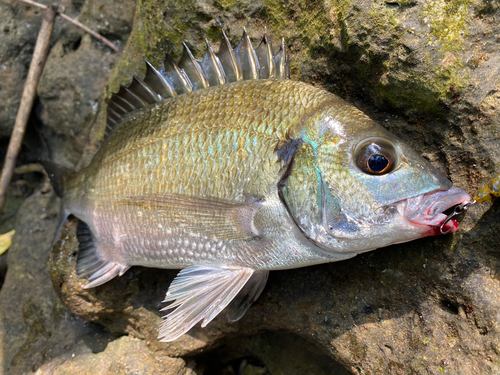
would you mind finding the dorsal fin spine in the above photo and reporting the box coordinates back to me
[217,30,242,83]
[117,85,143,109]
[130,76,160,104]
[113,94,135,112]
[255,29,274,79]
[144,62,177,99]
[124,85,148,107]
[107,108,122,121]
[273,38,290,80]
[108,100,127,115]
[202,39,226,86]
[163,54,193,95]
[234,28,260,81]
[107,115,118,125]
[178,43,210,91]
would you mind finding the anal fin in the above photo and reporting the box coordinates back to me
[76,220,130,289]
[158,266,257,342]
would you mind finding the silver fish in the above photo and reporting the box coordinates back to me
[57,30,470,341]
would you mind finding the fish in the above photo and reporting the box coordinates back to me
[55,29,471,342]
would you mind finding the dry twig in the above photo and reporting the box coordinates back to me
[0,6,56,214]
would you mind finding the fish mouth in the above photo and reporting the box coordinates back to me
[398,186,471,235]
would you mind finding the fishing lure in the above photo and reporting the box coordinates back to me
[473,173,500,203]
[440,172,500,234]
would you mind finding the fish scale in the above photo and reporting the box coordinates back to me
[100,81,298,198]
[55,30,471,342]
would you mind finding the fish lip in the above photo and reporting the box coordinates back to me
[397,186,471,234]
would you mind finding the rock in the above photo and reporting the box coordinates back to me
[34,336,197,375]
[0,0,134,168]
[0,189,85,374]
[1,0,500,374]
[0,0,46,139]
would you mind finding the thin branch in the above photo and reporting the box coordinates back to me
[58,13,119,52]
[18,0,47,9]
[0,6,56,214]
[17,0,119,52]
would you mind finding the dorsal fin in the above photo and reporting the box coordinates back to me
[178,43,210,90]
[217,30,242,83]
[274,38,290,80]
[106,29,291,137]
[255,28,274,79]
[201,39,225,86]
[234,28,260,80]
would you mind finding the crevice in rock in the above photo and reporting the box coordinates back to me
[384,2,400,8]
[439,300,460,315]
[195,331,351,375]
[0,256,6,292]
[63,35,82,53]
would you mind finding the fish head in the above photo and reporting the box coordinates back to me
[280,102,470,254]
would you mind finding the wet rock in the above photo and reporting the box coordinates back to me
[196,331,351,375]
[0,0,48,139]
[0,189,84,374]
[2,0,500,374]
[0,0,134,168]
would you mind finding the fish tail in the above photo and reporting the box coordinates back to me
[76,220,130,288]
[50,204,70,248]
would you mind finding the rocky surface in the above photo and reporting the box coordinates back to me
[1,0,500,374]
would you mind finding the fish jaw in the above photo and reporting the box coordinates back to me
[397,186,471,236]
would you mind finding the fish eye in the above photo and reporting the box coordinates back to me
[355,138,397,175]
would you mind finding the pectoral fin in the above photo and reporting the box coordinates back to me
[158,265,259,342]
[225,270,269,322]
[118,194,262,240]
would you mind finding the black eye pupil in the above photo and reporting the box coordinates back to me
[368,154,388,172]
[355,138,397,175]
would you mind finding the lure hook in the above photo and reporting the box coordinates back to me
[439,200,475,234]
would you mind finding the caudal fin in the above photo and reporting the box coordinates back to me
[39,159,72,198]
